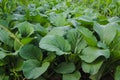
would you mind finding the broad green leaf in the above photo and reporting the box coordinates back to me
[94,22,116,45]
[55,62,75,74]
[34,24,47,36]
[63,71,81,80]
[23,59,50,79]
[39,35,71,55]
[82,60,103,75]
[114,66,120,80]
[108,17,120,23]
[13,14,25,21]
[14,21,34,37]
[80,47,110,63]
[89,62,105,80]
[0,28,14,47]
[0,51,7,59]
[48,26,70,36]
[19,44,42,61]
[78,15,93,22]
[49,12,67,27]
[77,26,97,46]
[67,29,87,54]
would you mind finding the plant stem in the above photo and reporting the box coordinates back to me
[0,25,23,46]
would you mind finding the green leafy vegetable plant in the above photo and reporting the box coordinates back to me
[0,0,120,80]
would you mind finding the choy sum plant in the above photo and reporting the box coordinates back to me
[0,0,120,80]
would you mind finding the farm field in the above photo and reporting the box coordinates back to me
[0,0,120,80]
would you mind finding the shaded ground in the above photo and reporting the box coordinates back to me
[49,73,114,80]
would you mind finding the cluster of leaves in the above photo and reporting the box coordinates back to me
[0,0,120,80]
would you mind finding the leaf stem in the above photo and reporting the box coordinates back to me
[0,25,23,46]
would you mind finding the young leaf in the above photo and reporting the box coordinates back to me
[63,71,81,80]
[39,35,71,55]
[19,44,43,61]
[93,22,116,45]
[55,62,75,74]
[21,37,34,45]
[23,59,50,79]
[80,47,110,63]
[77,26,97,46]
